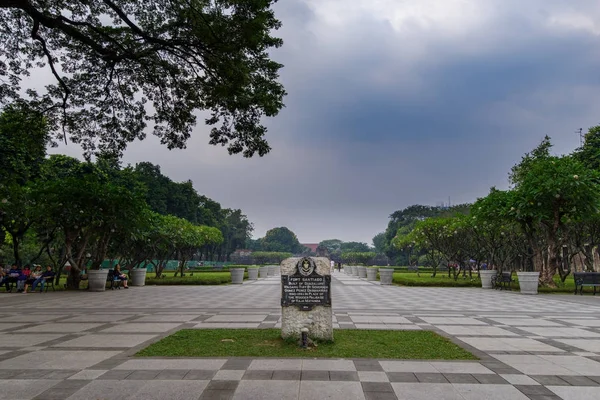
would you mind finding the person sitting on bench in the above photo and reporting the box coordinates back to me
[23,265,43,294]
[113,264,129,289]
[32,266,56,292]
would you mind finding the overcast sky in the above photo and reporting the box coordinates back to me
[51,0,600,245]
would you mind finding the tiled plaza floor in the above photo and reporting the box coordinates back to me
[0,270,599,399]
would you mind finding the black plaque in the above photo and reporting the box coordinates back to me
[281,258,332,311]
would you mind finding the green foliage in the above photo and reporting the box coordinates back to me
[145,272,233,286]
[250,251,292,264]
[131,162,252,261]
[341,251,377,265]
[340,241,371,253]
[260,227,304,253]
[0,0,286,157]
[0,102,49,186]
[574,126,600,171]
[372,232,387,254]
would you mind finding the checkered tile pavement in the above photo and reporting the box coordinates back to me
[1,271,600,399]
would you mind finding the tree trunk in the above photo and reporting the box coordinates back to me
[12,235,21,267]
[66,266,82,290]
[542,238,559,287]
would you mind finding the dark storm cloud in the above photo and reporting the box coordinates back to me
[51,0,600,244]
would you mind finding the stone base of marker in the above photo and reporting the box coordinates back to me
[379,268,394,285]
[366,268,377,281]
[281,257,333,341]
[358,266,367,279]
[247,268,259,280]
[230,268,245,284]
[259,266,269,278]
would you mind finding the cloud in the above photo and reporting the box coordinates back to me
[50,0,600,244]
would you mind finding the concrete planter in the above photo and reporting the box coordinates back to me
[88,269,109,292]
[366,268,377,281]
[517,271,540,295]
[352,266,359,276]
[345,267,351,275]
[247,268,259,280]
[480,270,496,289]
[358,266,367,279]
[259,266,269,278]
[130,269,147,286]
[268,266,276,276]
[379,268,394,285]
[230,268,245,284]
[275,266,281,275]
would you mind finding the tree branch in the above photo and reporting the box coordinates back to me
[31,19,70,144]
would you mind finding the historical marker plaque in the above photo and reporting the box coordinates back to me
[281,258,331,311]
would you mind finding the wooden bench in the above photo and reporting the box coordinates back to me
[492,271,513,290]
[573,272,600,295]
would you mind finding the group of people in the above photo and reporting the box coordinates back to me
[0,265,55,293]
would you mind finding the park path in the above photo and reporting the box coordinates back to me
[0,270,599,399]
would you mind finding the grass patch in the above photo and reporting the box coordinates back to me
[392,271,578,293]
[136,329,477,360]
[145,272,238,286]
[393,272,482,288]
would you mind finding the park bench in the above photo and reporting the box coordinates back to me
[573,272,600,295]
[492,271,513,291]
[106,270,122,290]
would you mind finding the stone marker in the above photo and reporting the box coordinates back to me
[280,257,333,341]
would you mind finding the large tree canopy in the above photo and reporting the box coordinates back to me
[0,0,286,157]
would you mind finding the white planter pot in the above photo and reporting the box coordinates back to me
[517,271,540,295]
[230,268,245,284]
[259,266,269,278]
[268,266,276,276]
[248,268,259,280]
[352,266,359,276]
[358,266,367,279]
[88,269,109,292]
[379,268,394,285]
[366,268,377,281]
[130,269,147,286]
[480,270,496,289]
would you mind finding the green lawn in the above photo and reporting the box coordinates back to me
[136,329,477,360]
[392,271,579,293]
[145,271,242,286]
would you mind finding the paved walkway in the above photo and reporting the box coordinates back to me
[0,271,599,399]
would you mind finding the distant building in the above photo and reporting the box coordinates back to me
[302,243,319,253]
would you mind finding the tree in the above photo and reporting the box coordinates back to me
[0,102,49,186]
[574,126,600,171]
[340,241,371,253]
[510,155,600,285]
[261,227,304,254]
[0,0,286,157]
[372,232,387,254]
[0,103,49,266]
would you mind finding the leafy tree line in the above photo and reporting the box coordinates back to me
[0,104,253,287]
[391,128,600,287]
[374,204,471,266]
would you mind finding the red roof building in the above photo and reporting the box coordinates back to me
[302,243,319,253]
